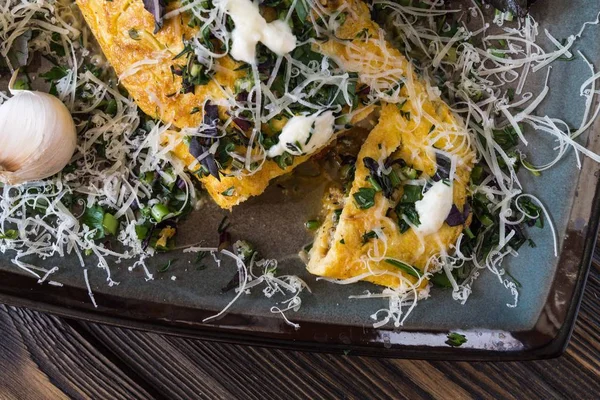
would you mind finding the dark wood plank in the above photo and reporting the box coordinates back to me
[0,305,154,399]
[0,305,68,400]
[1,242,600,399]
[62,244,600,400]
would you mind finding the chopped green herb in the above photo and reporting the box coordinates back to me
[520,157,541,176]
[195,251,207,264]
[430,271,453,288]
[401,185,423,203]
[150,203,170,223]
[233,240,255,262]
[504,270,522,288]
[0,230,18,240]
[446,332,467,347]
[40,66,68,82]
[135,224,150,240]
[479,214,494,227]
[464,226,475,240]
[294,0,309,22]
[362,230,378,243]
[353,187,377,209]
[507,88,515,101]
[81,205,105,240]
[13,79,30,91]
[385,259,421,278]
[401,166,419,180]
[333,208,343,222]
[221,186,235,196]
[396,203,421,232]
[470,165,484,185]
[367,176,382,192]
[305,220,321,230]
[102,213,119,236]
[157,259,176,273]
[274,152,294,170]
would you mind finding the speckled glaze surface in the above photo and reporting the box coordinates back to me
[0,0,599,359]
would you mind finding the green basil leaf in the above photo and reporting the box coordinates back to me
[353,187,377,209]
[81,205,105,240]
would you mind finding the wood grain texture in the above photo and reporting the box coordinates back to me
[0,305,154,399]
[1,247,600,399]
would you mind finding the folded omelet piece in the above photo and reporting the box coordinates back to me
[76,0,380,209]
[307,101,474,289]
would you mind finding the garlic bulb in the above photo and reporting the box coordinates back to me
[0,81,77,185]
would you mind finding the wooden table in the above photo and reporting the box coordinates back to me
[2,243,600,400]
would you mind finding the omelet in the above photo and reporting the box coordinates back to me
[307,102,474,288]
[78,0,475,287]
[76,0,380,209]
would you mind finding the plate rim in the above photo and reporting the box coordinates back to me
[0,119,598,362]
[0,190,596,361]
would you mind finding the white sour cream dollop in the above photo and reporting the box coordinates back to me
[413,180,453,236]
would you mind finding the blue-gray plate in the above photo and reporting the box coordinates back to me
[0,0,599,360]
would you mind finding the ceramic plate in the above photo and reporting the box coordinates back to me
[0,0,598,360]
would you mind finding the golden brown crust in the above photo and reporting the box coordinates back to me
[308,103,473,289]
[76,0,243,127]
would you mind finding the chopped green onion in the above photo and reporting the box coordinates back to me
[446,332,467,347]
[305,220,321,230]
[0,229,18,240]
[102,213,119,236]
[520,158,541,176]
[362,230,378,243]
[401,185,423,203]
[367,176,382,192]
[157,259,176,273]
[464,226,475,239]
[135,224,150,240]
[479,214,494,226]
[385,258,421,278]
[430,272,453,288]
[151,204,170,222]
[401,166,418,179]
[141,171,155,185]
[221,186,235,196]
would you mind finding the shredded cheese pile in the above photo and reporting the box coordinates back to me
[351,1,600,326]
[0,0,307,324]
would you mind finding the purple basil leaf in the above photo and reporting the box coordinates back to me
[142,0,166,34]
[233,117,251,131]
[202,155,220,181]
[188,102,221,181]
[204,103,219,125]
[446,204,467,226]
[433,153,451,182]
[188,136,203,159]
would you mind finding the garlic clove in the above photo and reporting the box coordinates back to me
[0,90,77,185]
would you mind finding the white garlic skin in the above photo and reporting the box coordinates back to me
[0,91,77,185]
